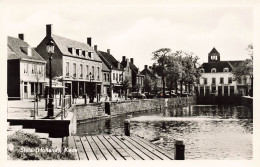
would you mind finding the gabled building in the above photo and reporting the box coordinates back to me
[94,45,111,98]
[121,57,144,92]
[96,49,124,98]
[196,47,251,96]
[36,25,103,97]
[7,34,46,99]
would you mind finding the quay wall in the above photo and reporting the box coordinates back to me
[76,97,195,122]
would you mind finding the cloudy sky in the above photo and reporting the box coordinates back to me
[2,0,253,69]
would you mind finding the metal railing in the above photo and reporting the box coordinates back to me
[7,94,72,120]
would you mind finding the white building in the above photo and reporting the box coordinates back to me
[7,34,46,100]
[196,48,251,96]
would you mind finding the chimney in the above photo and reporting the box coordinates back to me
[107,49,110,54]
[126,58,129,66]
[130,58,134,64]
[87,37,92,46]
[145,65,148,69]
[94,45,97,51]
[149,66,152,69]
[46,24,52,37]
[18,34,24,41]
[122,56,126,62]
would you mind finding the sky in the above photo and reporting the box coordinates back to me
[2,0,253,69]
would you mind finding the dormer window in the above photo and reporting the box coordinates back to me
[200,69,204,73]
[68,47,74,55]
[21,47,32,56]
[76,49,82,56]
[223,68,229,72]
[211,68,216,73]
[82,51,86,57]
[88,51,92,59]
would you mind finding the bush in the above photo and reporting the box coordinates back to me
[7,131,75,160]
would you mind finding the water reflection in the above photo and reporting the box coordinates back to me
[77,105,253,159]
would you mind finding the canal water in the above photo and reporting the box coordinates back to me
[77,105,253,160]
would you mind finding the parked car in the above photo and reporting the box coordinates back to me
[157,91,171,98]
[144,92,156,99]
[128,92,146,99]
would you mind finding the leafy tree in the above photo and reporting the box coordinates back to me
[152,48,171,97]
[166,54,182,95]
[232,44,253,96]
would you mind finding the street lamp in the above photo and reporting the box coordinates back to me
[89,72,93,103]
[46,37,55,118]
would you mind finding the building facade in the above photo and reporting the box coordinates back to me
[196,48,251,96]
[96,49,125,99]
[7,34,46,99]
[140,65,163,92]
[36,24,103,98]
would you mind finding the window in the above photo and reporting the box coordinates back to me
[211,55,217,60]
[31,83,35,95]
[82,51,86,57]
[88,52,92,59]
[220,77,224,84]
[73,63,76,77]
[92,66,94,79]
[24,63,28,74]
[104,73,106,81]
[80,64,83,78]
[200,69,204,73]
[116,73,118,82]
[66,62,69,77]
[204,78,207,84]
[211,68,216,73]
[228,77,232,84]
[24,82,28,93]
[38,65,41,75]
[107,74,110,82]
[97,67,100,80]
[223,68,229,72]
[113,73,115,80]
[76,49,82,56]
[31,64,35,74]
[212,78,216,84]
[86,65,89,78]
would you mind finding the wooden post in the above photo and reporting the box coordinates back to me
[124,119,130,136]
[174,140,185,160]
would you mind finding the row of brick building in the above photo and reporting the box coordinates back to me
[7,24,162,100]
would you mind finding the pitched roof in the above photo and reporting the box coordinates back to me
[7,36,45,62]
[98,51,124,71]
[121,60,138,73]
[51,34,102,62]
[140,67,160,79]
[129,62,138,73]
[200,60,243,73]
[209,47,219,54]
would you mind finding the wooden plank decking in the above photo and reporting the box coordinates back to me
[63,135,175,160]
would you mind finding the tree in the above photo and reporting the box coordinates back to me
[232,44,253,96]
[152,48,171,97]
[166,54,182,95]
[122,76,131,100]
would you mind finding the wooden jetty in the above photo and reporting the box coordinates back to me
[63,135,176,160]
